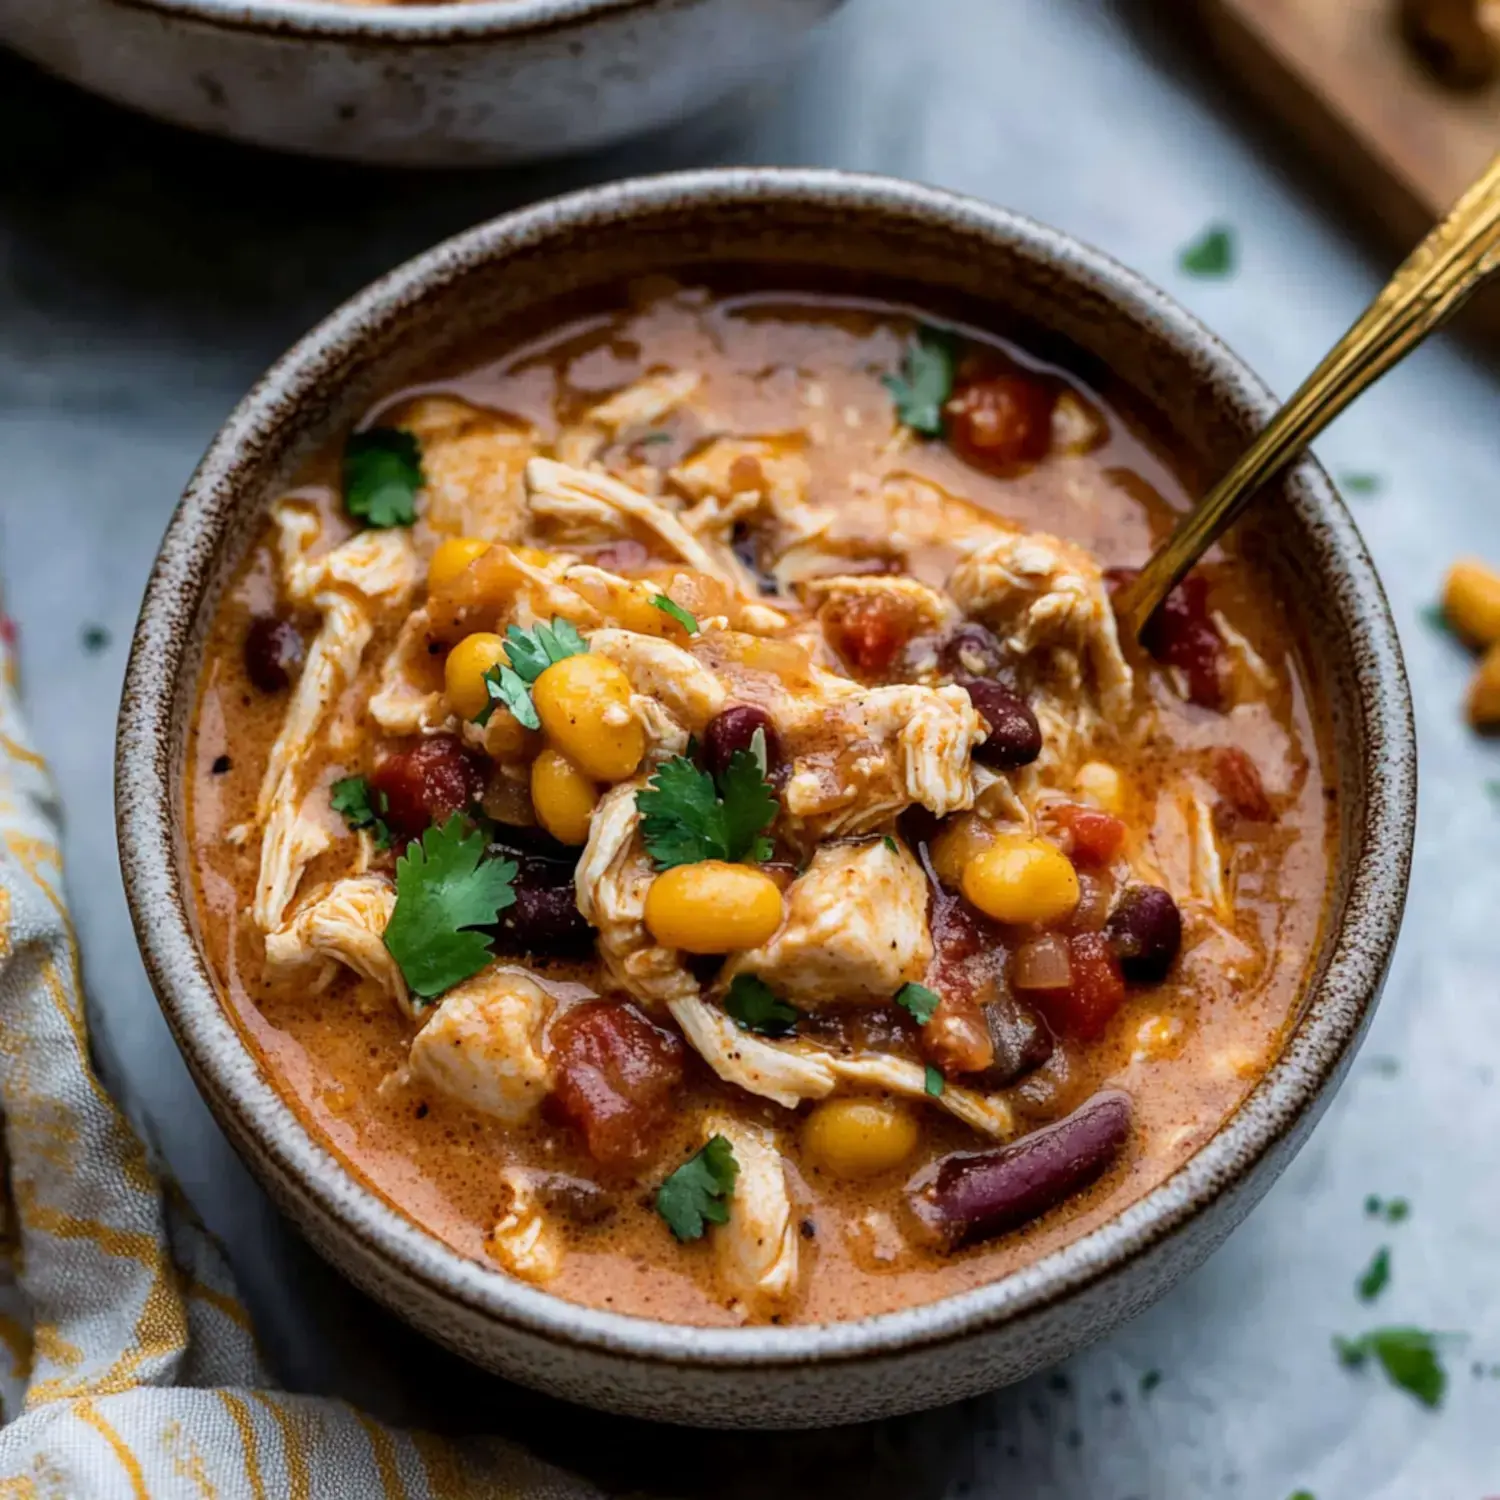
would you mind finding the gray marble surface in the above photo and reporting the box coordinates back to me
[4,1,1499,1494]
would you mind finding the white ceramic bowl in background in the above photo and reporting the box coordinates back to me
[117,169,1414,1427]
[0,0,841,165]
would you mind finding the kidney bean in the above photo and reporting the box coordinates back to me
[1104,884,1182,984]
[1210,746,1273,823]
[244,615,304,693]
[906,1089,1133,1251]
[369,735,485,840]
[1108,568,1226,709]
[1048,802,1126,868]
[487,838,593,955]
[703,704,784,783]
[548,1000,684,1171]
[962,679,1043,769]
[531,1171,615,1227]
[938,622,1010,682]
[946,373,1056,472]
[966,991,1055,1089]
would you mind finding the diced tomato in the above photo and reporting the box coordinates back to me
[1048,802,1127,868]
[1210,745,1273,823]
[1033,932,1126,1042]
[548,1000,684,1171]
[369,735,485,840]
[945,374,1056,472]
[824,593,912,677]
[1105,566,1227,709]
[920,875,1002,1076]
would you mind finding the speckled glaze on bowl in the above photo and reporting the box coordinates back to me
[0,0,840,165]
[116,168,1415,1428]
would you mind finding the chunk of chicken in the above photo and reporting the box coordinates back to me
[408,968,553,1123]
[782,683,983,839]
[253,800,335,937]
[401,396,536,544]
[802,574,958,638]
[263,874,405,1011]
[274,502,420,609]
[948,529,1132,721]
[556,372,702,468]
[722,840,932,1007]
[667,995,1014,1138]
[574,784,698,1009]
[368,609,449,736]
[671,435,812,518]
[705,1119,800,1321]
[486,1168,561,1286]
[526,459,749,592]
[587,629,727,734]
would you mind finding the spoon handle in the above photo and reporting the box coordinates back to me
[1116,150,1500,642]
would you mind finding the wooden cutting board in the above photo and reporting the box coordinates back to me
[1192,0,1500,331]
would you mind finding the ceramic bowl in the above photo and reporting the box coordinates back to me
[116,168,1415,1428]
[0,0,840,166]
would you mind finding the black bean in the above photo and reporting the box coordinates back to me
[532,1172,615,1227]
[938,622,1010,682]
[703,704,783,783]
[906,1090,1133,1251]
[488,844,592,956]
[966,991,1055,1088]
[1104,885,1182,983]
[962,678,1043,768]
[244,615,304,693]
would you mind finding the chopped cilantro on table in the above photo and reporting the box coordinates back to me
[1335,1326,1452,1408]
[883,325,958,436]
[923,1063,945,1098]
[382,816,518,1000]
[1357,1245,1392,1302]
[503,617,588,682]
[1339,471,1383,497]
[895,982,940,1026]
[655,1135,739,1242]
[1420,602,1450,634]
[650,595,699,635]
[477,661,539,730]
[330,775,392,849]
[344,428,424,528]
[1364,1194,1410,1223]
[723,974,799,1037]
[1178,224,1236,278]
[637,750,777,870]
[1288,1491,1316,1500]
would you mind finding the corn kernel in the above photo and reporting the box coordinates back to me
[961,834,1080,925]
[534,653,645,782]
[802,1098,920,1180]
[427,536,491,594]
[444,632,509,722]
[1074,760,1125,816]
[530,749,598,846]
[1469,642,1500,726]
[928,813,998,889]
[643,861,784,953]
[1444,558,1500,646]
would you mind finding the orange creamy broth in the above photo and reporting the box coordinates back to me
[188,285,1333,1326]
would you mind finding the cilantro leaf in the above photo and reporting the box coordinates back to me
[655,1135,739,1242]
[895,982,940,1025]
[330,775,391,849]
[1364,1194,1411,1223]
[1357,1245,1391,1302]
[503,618,588,684]
[1179,224,1236,278]
[717,748,778,864]
[638,756,727,868]
[1335,1326,1451,1408]
[723,974,798,1037]
[1340,471,1383,497]
[883,326,958,436]
[883,835,899,853]
[344,428,423,529]
[1140,1369,1162,1394]
[383,816,518,1000]
[651,595,699,635]
[636,750,777,870]
[924,1063,945,1097]
[476,662,540,730]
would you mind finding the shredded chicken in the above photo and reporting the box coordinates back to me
[401,396,536,544]
[263,875,406,1011]
[704,1119,800,1319]
[368,608,449,736]
[722,839,932,1006]
[556,372,702,468]
[486,1168,561,1285]
[408,968,553,1123]
[587,629,727,733]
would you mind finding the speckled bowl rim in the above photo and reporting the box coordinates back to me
[117,167,1415,1375]
[118,0,708,44]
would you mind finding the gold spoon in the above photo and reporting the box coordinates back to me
[1114,150,1500,643]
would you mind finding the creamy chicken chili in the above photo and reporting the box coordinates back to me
[189,283,1332,1326]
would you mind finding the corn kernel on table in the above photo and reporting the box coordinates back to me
[3,0,1497,1494]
